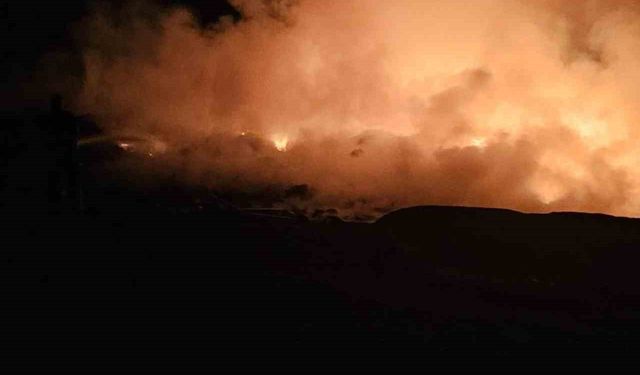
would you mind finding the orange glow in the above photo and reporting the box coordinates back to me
[272,135,289,152]
[75,0,640,218]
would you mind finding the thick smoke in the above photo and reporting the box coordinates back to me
[74,0,640,219]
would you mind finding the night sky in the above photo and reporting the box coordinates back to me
[3,0,239,109]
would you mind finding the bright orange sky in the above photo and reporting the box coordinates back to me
[75,0,640,218]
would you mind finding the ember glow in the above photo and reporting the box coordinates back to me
[118,142,132,151]
[272,135,289,152]
[74,0,640,218]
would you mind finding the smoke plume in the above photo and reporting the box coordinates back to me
[74,0,640,219]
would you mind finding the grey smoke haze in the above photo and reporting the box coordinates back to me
[73,0,640,219]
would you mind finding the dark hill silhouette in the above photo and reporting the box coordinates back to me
[376,205,640,296]
[4,112,640,366]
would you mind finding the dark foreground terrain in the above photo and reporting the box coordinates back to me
[3,113,640,369]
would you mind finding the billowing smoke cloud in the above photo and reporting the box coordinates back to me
[74,0,640,219]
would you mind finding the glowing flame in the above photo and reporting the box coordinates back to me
[531,178,567,205]
[470,137,487,148]
[118,142,132,150]
[272,136,289,152]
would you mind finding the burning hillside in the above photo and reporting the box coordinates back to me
[72,0,640,218]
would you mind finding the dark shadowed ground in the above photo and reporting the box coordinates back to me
[3,112,640,369]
